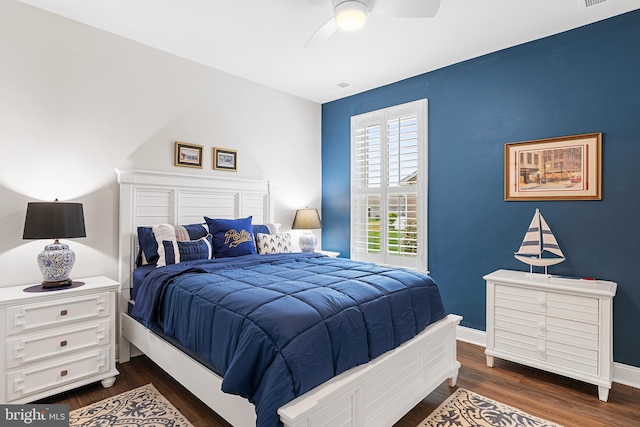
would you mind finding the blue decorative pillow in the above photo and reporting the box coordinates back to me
[162,235,213,265]
[137,226,158,266]
[204,216,256,258]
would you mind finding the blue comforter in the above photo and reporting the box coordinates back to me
[131,253,446,427]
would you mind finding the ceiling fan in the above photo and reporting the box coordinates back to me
[305,0,441,47]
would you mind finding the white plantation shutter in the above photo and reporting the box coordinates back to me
[351,99,428,270]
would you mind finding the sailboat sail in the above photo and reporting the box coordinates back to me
[517,212,543,255]
[514,209,565,271]
[540,214,564,258]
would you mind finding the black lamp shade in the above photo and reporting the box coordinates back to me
[23,202,86,240]
[292,208,322,230]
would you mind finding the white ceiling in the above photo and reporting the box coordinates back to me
[17,0,640,104]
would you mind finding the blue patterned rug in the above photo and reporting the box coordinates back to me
[419,388,563,427]
[70,384,193,427]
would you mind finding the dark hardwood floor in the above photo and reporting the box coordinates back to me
[43,341,640,426]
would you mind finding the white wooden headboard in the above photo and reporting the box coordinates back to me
[116,169,272,301]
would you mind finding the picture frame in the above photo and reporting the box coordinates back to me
[213,147,237,172]
[504,132,602,201]
[174,142,203,168]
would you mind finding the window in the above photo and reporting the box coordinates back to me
[351,99,428,271]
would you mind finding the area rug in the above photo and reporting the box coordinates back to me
[70,383,193,427]
[418,388,563,427]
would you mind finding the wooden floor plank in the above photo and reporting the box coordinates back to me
[40,341,640,426]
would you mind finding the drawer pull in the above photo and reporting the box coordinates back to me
[60,340,68,347]
[537,346,545,354]
[15,345,26,361]
[60,370,68,377]
[14,311,26,328]
[537,322,546,331]
[14,378,25,393]
[60,309,68,316]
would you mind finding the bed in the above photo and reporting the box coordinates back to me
[116,169,461,427]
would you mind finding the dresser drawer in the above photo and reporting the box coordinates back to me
[495,284,599,323]
[494,329,598,375]
[5,320,111,369]
[495,306,599,349]
[6,348,112,402]
[5,292,111,336]
[546,340,598,376]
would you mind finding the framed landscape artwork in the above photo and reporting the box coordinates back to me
[213,147,237,172]
[174,142,203,168]
[504,133,602,201]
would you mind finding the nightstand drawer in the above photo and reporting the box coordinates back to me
[495,306,599,349]
[494,329,598,375]
[6,292,111,336]
[546,340,598,375]
[495,284,598,323]
[6,320,111,369]
[6,348,112,402]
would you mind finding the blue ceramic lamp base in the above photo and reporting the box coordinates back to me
[38,240,76,288]
[298,232,318,252]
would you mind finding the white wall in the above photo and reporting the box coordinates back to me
[0,0,322,286]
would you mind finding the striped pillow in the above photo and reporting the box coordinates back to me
[174,223,209,241]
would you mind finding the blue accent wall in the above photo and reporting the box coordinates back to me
[321,10,640,367]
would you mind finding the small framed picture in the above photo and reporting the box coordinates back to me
[213,147,237,172]
[174,142,203,168]
[504,132,602,201]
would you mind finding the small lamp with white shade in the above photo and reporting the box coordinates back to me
[292,208,322,252]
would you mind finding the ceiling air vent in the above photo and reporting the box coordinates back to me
[330,82,350,91]
[584,0,608,7]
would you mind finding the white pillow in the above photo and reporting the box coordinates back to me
[256,233,293,254]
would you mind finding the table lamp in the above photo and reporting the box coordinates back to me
[292,208,322,252]
[23,199,86,288]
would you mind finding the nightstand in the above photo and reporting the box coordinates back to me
[0,276,120,404]
[484,269,616,401]
[316,250,340,258]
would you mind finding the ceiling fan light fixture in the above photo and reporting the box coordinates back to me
[334,1,368,31]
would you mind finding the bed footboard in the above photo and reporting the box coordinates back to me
[278,314,462,427]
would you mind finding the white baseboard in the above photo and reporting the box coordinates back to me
[456,325,640,390]
[456,325,486,347]
[612,362,640,389]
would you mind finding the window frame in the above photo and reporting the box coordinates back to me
[350,99,428,271]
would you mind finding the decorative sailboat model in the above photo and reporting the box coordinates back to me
[514,208,565,275]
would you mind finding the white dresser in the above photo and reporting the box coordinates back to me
[0,276,119,404]
[484,269,616,401]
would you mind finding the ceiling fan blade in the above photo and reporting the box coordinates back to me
[304,17,338,48]
[370,0,441,18]
[306,0,327,7]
